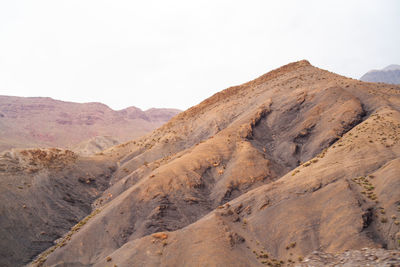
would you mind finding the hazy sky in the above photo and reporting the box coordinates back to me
[0,1,399,111]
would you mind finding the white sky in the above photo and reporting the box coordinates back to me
[0,1,399,111]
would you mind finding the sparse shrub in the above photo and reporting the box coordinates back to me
[302,162,311,167]
[259,253,268,259]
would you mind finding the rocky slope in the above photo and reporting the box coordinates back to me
[0,96,180,152]
[296,248,400,266]
[360,64,400,84]
[1,60,400,267]
[0,148,116,266]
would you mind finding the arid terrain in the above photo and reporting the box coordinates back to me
[0,96,180,153]
[1,60,400,267]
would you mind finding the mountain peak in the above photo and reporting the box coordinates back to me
[2,61,400,267]
[383,64,400,71]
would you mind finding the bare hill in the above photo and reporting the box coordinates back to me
[1,60,400,267]
[0,96,180,152]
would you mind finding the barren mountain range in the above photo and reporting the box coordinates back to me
[1,60,400,266]
[360,64,400,84]
[0,96,180,153]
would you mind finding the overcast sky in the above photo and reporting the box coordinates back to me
[0,1,399,111]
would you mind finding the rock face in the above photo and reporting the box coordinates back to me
[0,96,181,152]
[1,60,400,267]
[360,64,400,84]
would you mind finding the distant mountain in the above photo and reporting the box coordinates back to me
[0,96,181,152]
[360,64,400,84]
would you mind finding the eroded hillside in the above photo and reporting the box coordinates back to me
[1,60,400,267]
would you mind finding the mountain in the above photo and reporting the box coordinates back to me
[360,64,400,84]
[1,60,400,267]
[0,96,181,152]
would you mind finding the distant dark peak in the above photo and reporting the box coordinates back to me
[383,64,400,71]
[360,64,400,84]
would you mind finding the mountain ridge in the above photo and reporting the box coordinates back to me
[0,95,181,152]
[1,60,400,266]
